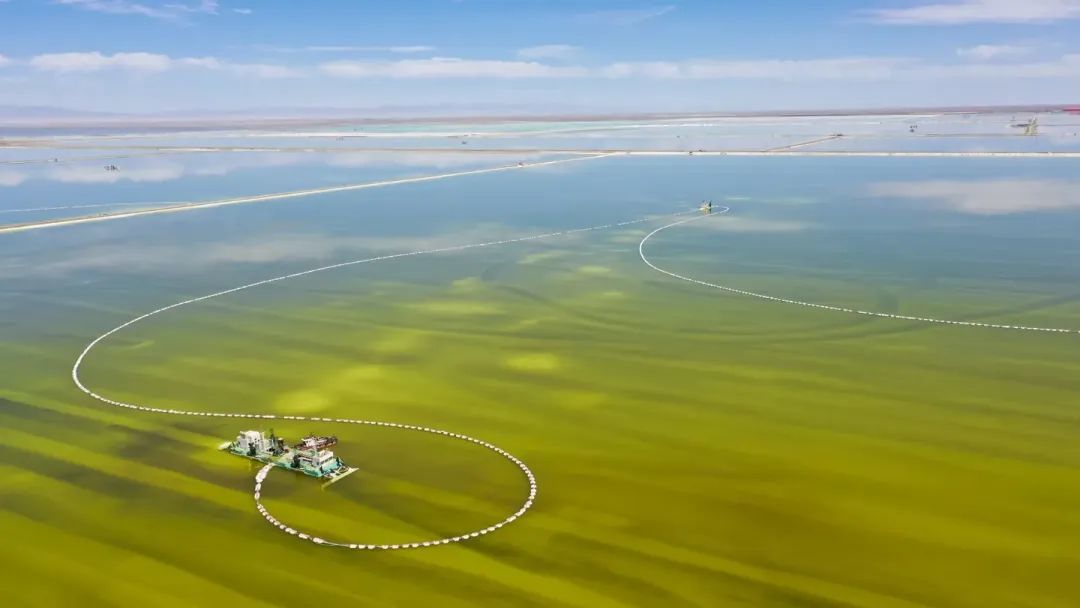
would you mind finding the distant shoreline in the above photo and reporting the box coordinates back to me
[1,104,1076,133]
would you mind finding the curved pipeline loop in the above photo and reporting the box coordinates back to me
[72,202,1077,551]
[71,210,688,549]
[639,207,1079,335]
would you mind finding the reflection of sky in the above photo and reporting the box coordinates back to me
[807,134,1080,153]
[868,179,1080,215]
[0,151,548,186]
[0,224,552,280]
[9,133,815,152]
[0,151,555,219]
[641,160,1080,307]
[0,147,181,162]
[3,155,1080,335]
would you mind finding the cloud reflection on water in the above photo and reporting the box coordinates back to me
[687,215,812,233]
[868,179,1080,215]
[0,151,545,187]
[0,223,589,280]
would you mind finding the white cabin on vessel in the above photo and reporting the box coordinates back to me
[236,430,268,455]
[301,449,338,470]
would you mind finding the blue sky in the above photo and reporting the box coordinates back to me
[1,0,1079,113]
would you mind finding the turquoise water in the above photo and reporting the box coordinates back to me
[5,155,1079,324]
[0,146,189,162]
[0,151,559,222]
[809,135,1080,152]
[4,132,810,151]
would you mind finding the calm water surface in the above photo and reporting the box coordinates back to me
[2,154,1079,607]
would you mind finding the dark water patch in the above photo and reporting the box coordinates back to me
[0,444,240,518]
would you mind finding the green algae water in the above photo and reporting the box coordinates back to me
[2,155,1080,607]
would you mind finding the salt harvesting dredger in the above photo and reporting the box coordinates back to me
[220,429,358,485]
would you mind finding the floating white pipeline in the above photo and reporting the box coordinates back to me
[71,201,1077,553]
[639,208,1080,335]
[72,209,684,550]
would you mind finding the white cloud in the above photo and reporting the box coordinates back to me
[176,56,221,69]
[599,53,1080,81]
[579,5,675,25]
[54,0,219,20]
[0,54,10,67]
[12,49,1080,88]
[916,53,1080,78]
[166,0,218,14]
[259,45,435,54]
[602,57,907,81]
[956,44,1032,60]
[227,63,301,78]
[29,51,300,77]
[866,0,1080,24]
[517,45,580,60]
[868,180,1080,215]
[232,7,252,14]
[320,57,588,79]
[173,56,300,78]
[30,51,174,72]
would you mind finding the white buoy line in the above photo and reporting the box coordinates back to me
[69,198,1078,551]
[71,208,691,550]
[639,207,1080,335]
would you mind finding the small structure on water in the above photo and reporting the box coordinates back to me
[222,429,357,484]
[1011,117,1039,136]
